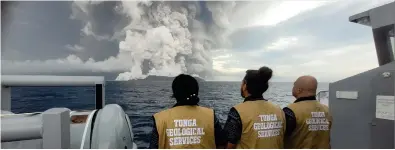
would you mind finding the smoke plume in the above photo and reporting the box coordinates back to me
[70,1,236,80]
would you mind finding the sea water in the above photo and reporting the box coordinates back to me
[11,81,329,148]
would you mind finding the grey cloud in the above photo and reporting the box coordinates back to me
[229,1,375,52]
[69,1,126,61]
[65,44,84,52]
[103,1,238,80]
[3,0,385,81]
[1,1,123,63]
[2,1,240,81]
[69,1,239,80]
[70,1,126,41]
[1,55,132,80]
[2,1,81,61]
[77,35,119,61]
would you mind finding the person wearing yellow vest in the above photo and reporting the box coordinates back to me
[283,75,332,149]
[223,66,286,149]
[149,74,225,149]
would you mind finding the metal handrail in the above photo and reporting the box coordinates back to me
[1,75,105,111]
[1,75,104,86]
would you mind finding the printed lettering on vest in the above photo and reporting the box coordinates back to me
[166,119,205,146]
[253,114,283,138]
[306,112,330,131]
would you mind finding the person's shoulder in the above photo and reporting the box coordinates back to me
[196,106,214,113]
[234,101,248,108]
[282,106,294,115]
[154,108,173,117]
[285,101,301,111]
[262,101,284,114]
[264,100,281,107]
[196,105,212,110]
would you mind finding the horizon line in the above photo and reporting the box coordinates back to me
[106,80,332,83]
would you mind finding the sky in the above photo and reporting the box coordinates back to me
[1,0,395,82]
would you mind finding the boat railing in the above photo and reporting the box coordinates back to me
[0,75,106,148]
[1,75,105,112]
[1,108,71,148]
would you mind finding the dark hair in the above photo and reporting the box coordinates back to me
[172,74,200,105]
[243,66,273,97]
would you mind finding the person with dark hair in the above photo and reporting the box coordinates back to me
[283,75,332,148]
[223,66,286,149]
[149,74,224,149]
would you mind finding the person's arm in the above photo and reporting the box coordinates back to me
[213,111,225,148]
[223,107,242,149]
[149,116,159,149]
[283,107,296,137]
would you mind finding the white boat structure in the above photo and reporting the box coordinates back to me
[1,75,138,149]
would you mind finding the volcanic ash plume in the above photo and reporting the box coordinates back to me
[115,1,235,80]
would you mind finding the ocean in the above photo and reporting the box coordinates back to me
[10,81,329,148]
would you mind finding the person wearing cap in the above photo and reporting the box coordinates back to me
[149,74,225,149]
[223,66,286,149]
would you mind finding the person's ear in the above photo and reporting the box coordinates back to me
[297,88,303,94]
[242,82,250,97]
[242,82,247,92]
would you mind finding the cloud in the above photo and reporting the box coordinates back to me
[213,0,394,82]
[69,0,113,41]
[2,55,131,74]
[300,60,328,67]
[285,42,378,81]
[266,36,298,51]
[80,22,112,41]
[210,0,393,82]
[102,1,238,80]
[2,0,393,82]
[229,0,332,29]
[213,41,378,82]
[249,0,331,26]
[229,0,395,51]
[2,1,239,80]
[65,44,84,52]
